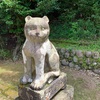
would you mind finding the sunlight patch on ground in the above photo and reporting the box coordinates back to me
[0,80,18,100]
[0,61,23,100]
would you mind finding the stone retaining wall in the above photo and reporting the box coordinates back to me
[57,48,100,70]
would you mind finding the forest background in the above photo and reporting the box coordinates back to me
[0,0,100,60]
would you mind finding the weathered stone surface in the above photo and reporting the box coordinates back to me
[59,48,100,69]
[92,52,99,59]
[59,54,64,59]
[18,72,67,100]
[16,85,74,100]
[71,50,76,56]
[69,62,74,68]
[85,51,92,58]
[52,85,74,100]
[73,56,78,63]
[76,50,83,58]
[65,52,70,58]
[60,48,66,54]
[78,58,83,64]
[93,68,100,75]
[61,59,69,66]
[74,65,80,70]
[92,62,97,66]
[86,58,91,65]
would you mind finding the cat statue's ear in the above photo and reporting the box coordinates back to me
[43,16,49,23]
[25,16,32,22]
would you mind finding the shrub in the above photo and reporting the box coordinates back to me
[68,19,99,40]
[0,49,11,60]
[50,18,100,40]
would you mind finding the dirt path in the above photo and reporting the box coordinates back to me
[0,61,100,100]
[61,67,100,100]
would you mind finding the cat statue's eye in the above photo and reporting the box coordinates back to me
[41,27,45,30]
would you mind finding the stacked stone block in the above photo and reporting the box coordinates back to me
[57,48,100,70]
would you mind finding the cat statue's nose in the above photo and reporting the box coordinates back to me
[36,33,39,36]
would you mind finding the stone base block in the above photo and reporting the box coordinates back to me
[52,85,74,100]
[18,72,67,100]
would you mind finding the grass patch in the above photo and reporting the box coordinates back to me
[51,39,100,52]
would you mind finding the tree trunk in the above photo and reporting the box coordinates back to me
[12,43,21,62]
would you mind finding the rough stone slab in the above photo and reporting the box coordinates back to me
[18,72,67,100]
[52,85,74,100]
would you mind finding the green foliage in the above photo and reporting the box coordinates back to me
[0,49,11,59]
[50,19,98,40]
[0,0,100,59]
[50,22,69,39]
[0,0,100,41]
[68,19,99,40]
[34,0,59,15]
[0,0,59,43]
[52,0,100,40]
[49,0,100,40]
[0,0,33,43]
[58,0,100,20]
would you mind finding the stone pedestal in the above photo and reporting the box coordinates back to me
[52,85,74,100]
[17,72,74,100]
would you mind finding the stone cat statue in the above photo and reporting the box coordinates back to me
[20,16,60,90]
